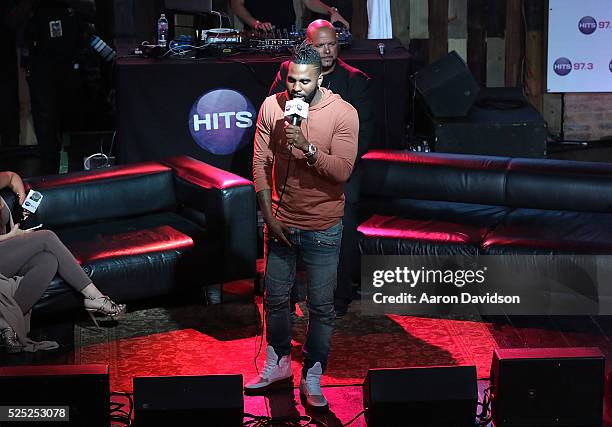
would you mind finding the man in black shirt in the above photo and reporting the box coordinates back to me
[5,0,100,175]
[230,0,349,31]
[269,19,374,317]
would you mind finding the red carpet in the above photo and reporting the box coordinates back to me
[74,297,500,393]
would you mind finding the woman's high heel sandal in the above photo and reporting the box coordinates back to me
[1,327,23,353]
[84,296,126,328]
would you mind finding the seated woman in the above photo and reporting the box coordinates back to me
[0,171,125,353]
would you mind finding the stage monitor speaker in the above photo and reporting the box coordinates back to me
[133,374,244,426]
[412,51,480,118]
[491,347,604,427]
[0,364,110,427]
[363,365,477,426]
[424,87,548,158]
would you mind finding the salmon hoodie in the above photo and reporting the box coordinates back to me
[253,87,359,230]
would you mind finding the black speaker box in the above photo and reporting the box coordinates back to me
[412,51,481,118]
[0,364,110,427]
[491,347,605,427]
[133,374,244,426]
[363,365,477,426]
[421,87,548,158]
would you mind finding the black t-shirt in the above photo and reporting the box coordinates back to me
[7,0,96,62]
[244,0,295,30]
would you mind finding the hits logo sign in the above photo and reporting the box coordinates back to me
[192,112,252,131]
[578,16,612,34]
[553,57,572,76]
[578,16,597,34]
[553,57,595,76]
[189,89,256,155]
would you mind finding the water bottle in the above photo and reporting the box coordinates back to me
[157,13,168,47]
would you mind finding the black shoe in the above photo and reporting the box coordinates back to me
[334,299,350,318]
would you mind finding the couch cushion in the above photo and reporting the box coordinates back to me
[358,214,488,256]
[32,212,217,316]
[361,150,510,206]
[26,164,177,229]
[505,158,612,213]
[68,224,193,264]
[359,198,510,229]
[483,209,612,254]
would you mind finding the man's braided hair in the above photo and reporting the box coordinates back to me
[291,43,322,76]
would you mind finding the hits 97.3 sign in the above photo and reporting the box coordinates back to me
[548,0,612,92]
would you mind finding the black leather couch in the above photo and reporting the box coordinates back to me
[358,149,612,256]
[0,156,256,318]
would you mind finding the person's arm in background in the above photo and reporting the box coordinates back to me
[268,61,289,96]
[302,0,350,28]
[0,171,29,234]
[0,224,28,241]
[0,171,27,205]
[230,0,273,31]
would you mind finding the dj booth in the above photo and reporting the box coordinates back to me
[116,45,410,179]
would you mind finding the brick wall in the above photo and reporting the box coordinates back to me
[564,94,612,141]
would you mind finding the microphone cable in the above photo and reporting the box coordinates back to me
[275,144,293,217]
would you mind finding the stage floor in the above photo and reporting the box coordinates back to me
[3,279,612,425]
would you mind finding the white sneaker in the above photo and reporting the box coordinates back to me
[299,362,328,410]
[244,345,293,394]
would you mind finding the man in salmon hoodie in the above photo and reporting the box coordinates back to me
[270,19,374,319]
[247,44,358,411]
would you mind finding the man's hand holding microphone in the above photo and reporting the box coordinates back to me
[283,98,315,158]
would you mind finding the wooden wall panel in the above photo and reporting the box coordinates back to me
[505,0,523,86]
[467,0,486,85]
[428,0,449,62]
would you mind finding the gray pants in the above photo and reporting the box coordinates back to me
[0,230,90,313]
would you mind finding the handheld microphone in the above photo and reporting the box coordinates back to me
[22,189,43,214]
[284,98,309,126]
